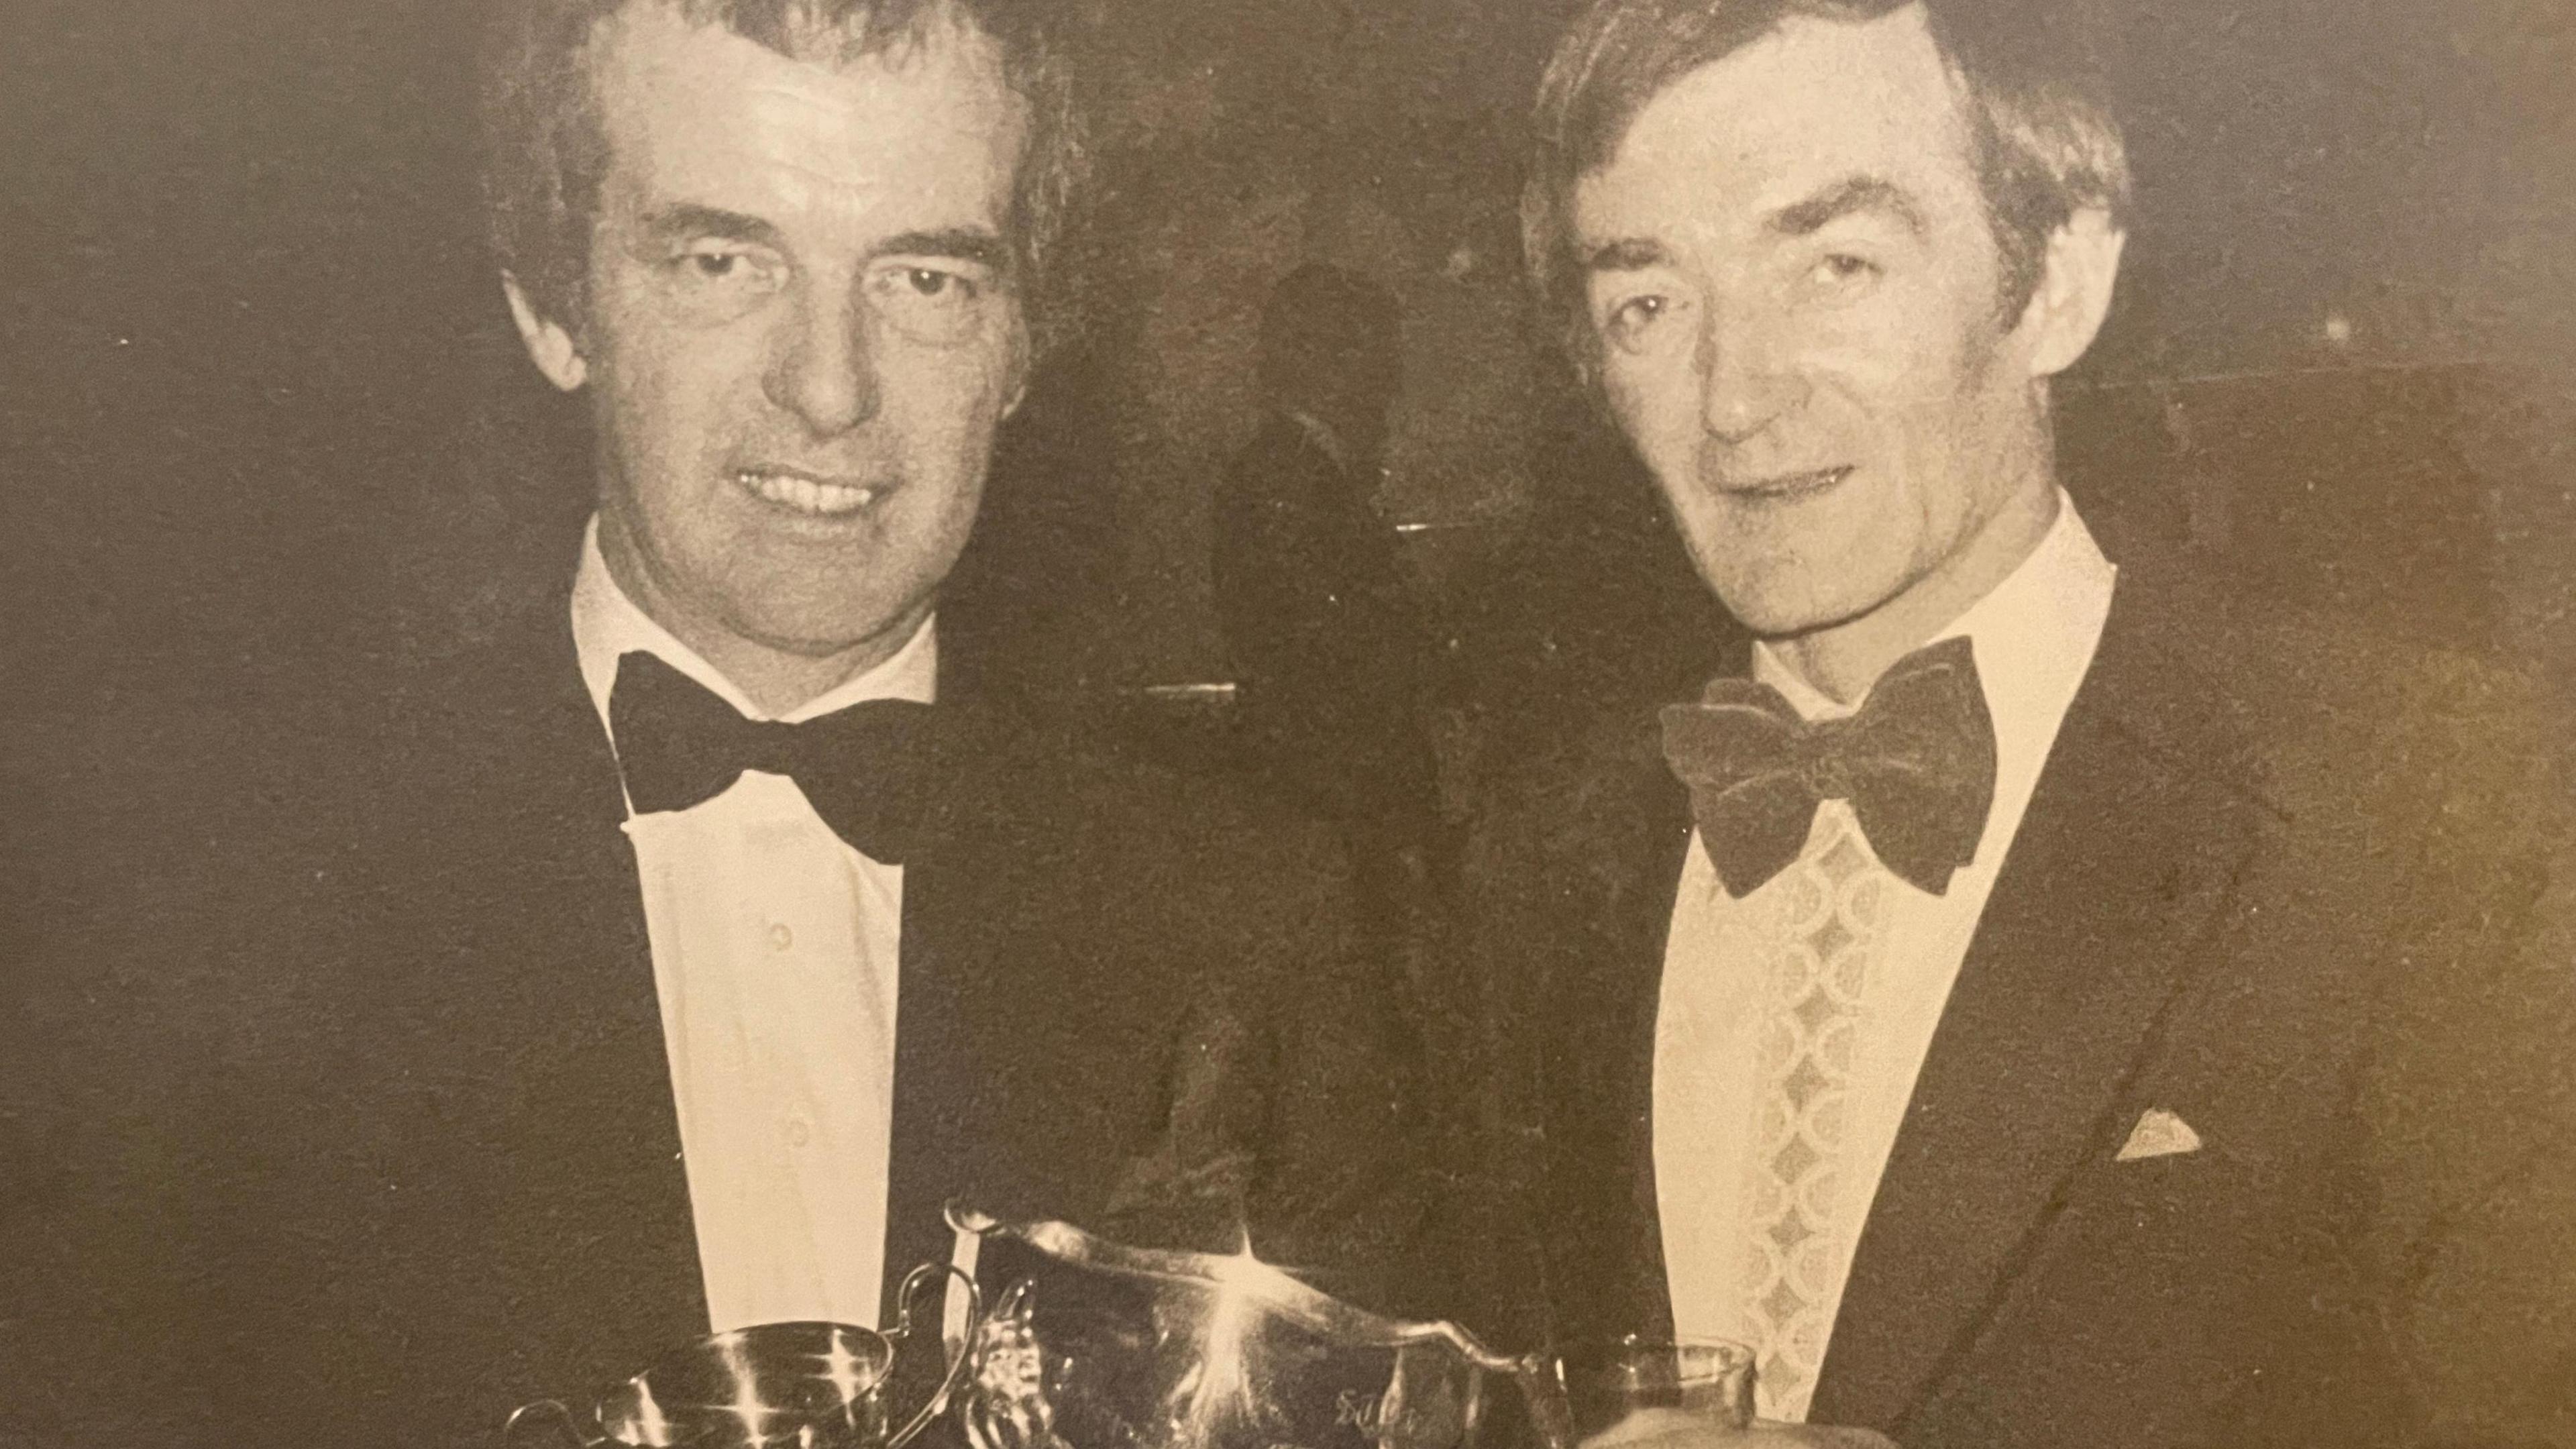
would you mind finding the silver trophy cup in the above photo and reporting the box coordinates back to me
[947,1205,1564,1449]
[503,1263,983,1449]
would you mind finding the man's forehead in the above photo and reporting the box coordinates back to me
[587,3,1022,229]
[1572,5,1976,243]
[589,1,1012,124]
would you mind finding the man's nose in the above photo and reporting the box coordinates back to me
[1695,307,1808,445]
[763,278,879,436]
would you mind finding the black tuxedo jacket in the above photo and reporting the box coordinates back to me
[1,568,1415,1448]
[1442,558,2576,1448]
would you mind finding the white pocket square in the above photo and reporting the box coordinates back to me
[2116,1108,2203,1162]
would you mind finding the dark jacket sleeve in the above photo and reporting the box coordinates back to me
[2358,655,2576,1448]
[1093,792,1436,1320]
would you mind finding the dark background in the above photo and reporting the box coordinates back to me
[5,0,2573,728]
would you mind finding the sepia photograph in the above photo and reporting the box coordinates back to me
[3,0,2572,1444]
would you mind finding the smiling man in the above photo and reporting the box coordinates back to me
[0,3,1414,1444]
[503,1,1033,717]
[1444,0,2576,1445]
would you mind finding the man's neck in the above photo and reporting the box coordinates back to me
[1771,484,2061,706]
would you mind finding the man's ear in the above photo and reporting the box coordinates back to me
[502,273,588,392]
[2019,207,2125,380]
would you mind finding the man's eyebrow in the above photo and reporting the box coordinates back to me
[639,203,785,250]
[1768,176,1929,238]
[1584,237,1672,273]
[873,228,1010,270]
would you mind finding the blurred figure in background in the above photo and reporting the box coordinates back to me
[1215,263,1442,893]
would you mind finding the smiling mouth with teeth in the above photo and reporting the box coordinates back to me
[735,468,885,517]
[1719,466,1851,502]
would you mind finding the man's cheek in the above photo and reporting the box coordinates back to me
[651,341,766,454]
[1603,362,1678,447]
[896,348,1019,449]
[919,331,1020,406]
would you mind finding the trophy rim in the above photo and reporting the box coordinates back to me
[946,1202,1540,1375]
[541,1321,901,1449]
[634,1318,899,1371]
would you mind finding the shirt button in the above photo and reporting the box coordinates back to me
[786,1119,811,1148]
[768,922,794,953]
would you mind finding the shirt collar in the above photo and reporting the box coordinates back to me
[1751,491,2116,820]
[569,515,938,745]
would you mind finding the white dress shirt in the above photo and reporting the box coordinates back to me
[1653,496,2117,1415]
[570,521,936,1334]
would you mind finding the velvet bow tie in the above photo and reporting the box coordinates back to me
[1658,635,1997,898]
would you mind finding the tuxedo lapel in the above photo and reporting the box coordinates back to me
[286,582,710,1422]
[879,732,984,1322]
[878,703,1053,1322]
[878,702,1236,1323]
[1518,706,1700,1342]
[1811,568,2268,1432]
[425,595,709,1381]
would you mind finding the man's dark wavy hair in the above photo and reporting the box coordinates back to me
[1522,0,2131,371]
[478,0,1087,350]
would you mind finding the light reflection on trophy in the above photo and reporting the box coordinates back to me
[504,1206,1752,1448]
[502,1264,984,1449]
[947,1205,1564,1449]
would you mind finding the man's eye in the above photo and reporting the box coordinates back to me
[671,244,775,288]
[1811,254,1880,290]
[653,241,783,322]
[901,268,972,299]
[1602,294,1677,353]
[872,264,981,305]
[871,263,993,344]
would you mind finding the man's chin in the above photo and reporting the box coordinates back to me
[739,606,934,663]
[1701,571,1883,643]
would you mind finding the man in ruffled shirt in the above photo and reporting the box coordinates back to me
[1442,1,2576,1445]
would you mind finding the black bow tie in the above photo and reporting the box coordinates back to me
[607,651,938,864]
[1659,635,1998,898]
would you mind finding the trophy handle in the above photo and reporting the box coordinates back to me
[957,1278,1051,1449]
[1512,1356,1577,1449]
[502,1397,596,1449]
[885,1260,986,1449]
